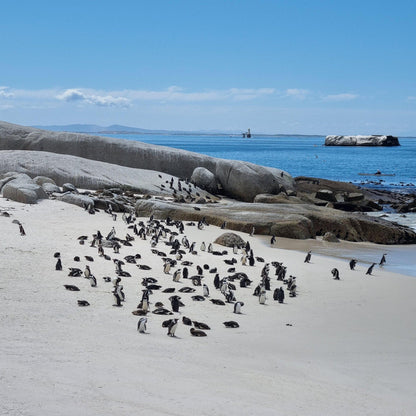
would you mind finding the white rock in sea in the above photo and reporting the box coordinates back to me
[325,135,400,146]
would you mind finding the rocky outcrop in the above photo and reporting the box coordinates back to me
[0,121,294,201]
[135,199,416,244]
[190,167,218,194]
[0,150,215,200]
[325,135,400,146]
[1,173,48,204]
[214,233,246,248]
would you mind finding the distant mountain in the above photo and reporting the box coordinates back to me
[31,124,324,137]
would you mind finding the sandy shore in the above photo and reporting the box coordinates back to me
[1,197,416,416]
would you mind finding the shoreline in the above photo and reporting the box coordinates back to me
[259,235,416,278]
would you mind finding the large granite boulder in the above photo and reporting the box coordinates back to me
[0,150,215,200]
[325,135,400,146]
[1,173,48,204]
[190,167,218,194]
[57,193,95,208]
[0,121,294,201]
[214,233,246,248]
[135,199,416,244]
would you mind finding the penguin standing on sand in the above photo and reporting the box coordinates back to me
[379,254,387,266]
[19,223,26,236]
[278,287,285,303]
[164,261,171,274]
[173,269,181,282]
[89,275,97,287]
[234,301,244,314]
[304,251,312,263]
[233,245,238,255]
[182,267,189,280]
[366,263,376,275]
[84,265,91,279]
[331,268,340,280]
[214,273,220,289]
[170,296,180,313]
[167,319,178,337]
[112,288,122,307]
[349,259,357,270]
[200,242,206,252]
[202,284,209,297]
[55,257,62,271]
[137,317,147,333]
[270,235,276,245]
[259,286,267,304]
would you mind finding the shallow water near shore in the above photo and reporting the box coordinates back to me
[260,235,416,278]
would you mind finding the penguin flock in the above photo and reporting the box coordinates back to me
[54,204,390,339]
[54,209,302,339]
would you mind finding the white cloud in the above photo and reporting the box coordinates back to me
[57,88,131,107]
[0,86,14,98]
[285,88,310,99]
[323,93,358,102]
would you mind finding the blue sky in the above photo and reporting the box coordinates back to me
[1,0,416,135]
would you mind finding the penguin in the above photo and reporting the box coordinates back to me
[278,287,285,303]
[331,268,340,280]
[207,243,213,253]
[304,251,312,263]
[349,259,357,270]
[223,321,239,328]
[233,301,244,314]
[190,328,207,337]
[84,265,91,278]
[182,316,192,326]
[55,258,62,271]
[137,317,147,333]
[163,261,171,274]
[379,254,387,266]
[214,273,220,289]
[250,226,255,237]
[170,296,180,313]
[270,235,276,245]
[19,224,26,236]
[233,245,238,255]
[112,289,122,307]
[173,269,182,282]
[366,263,376,275]
[200,242,206,251]
[259,287,267,304]
[221,221,227,229]
[141,298,149,312]
[220,279,228,295]
[202,284,209,297]
[182,267,189,279]
[241,254,247,266]
[89,275,97,287]
[167,318,179,337]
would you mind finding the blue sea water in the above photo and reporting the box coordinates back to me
[102,134,416,192]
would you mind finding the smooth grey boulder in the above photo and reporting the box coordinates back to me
[214,233,246,248]
[0,150,217,200]
[62,183,78,193]
[42,182,61,193]
[325,135,400,146]
[2,174,48,204]
[33,176,56,186]
[253,193,304,204]
[0,121,294,201]
[190,167,218,194]
[57,193,95,208]
[135,199,416,244]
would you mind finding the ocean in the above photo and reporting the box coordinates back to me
[100,133,416,276]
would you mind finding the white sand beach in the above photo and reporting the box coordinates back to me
[1,197,415,416]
